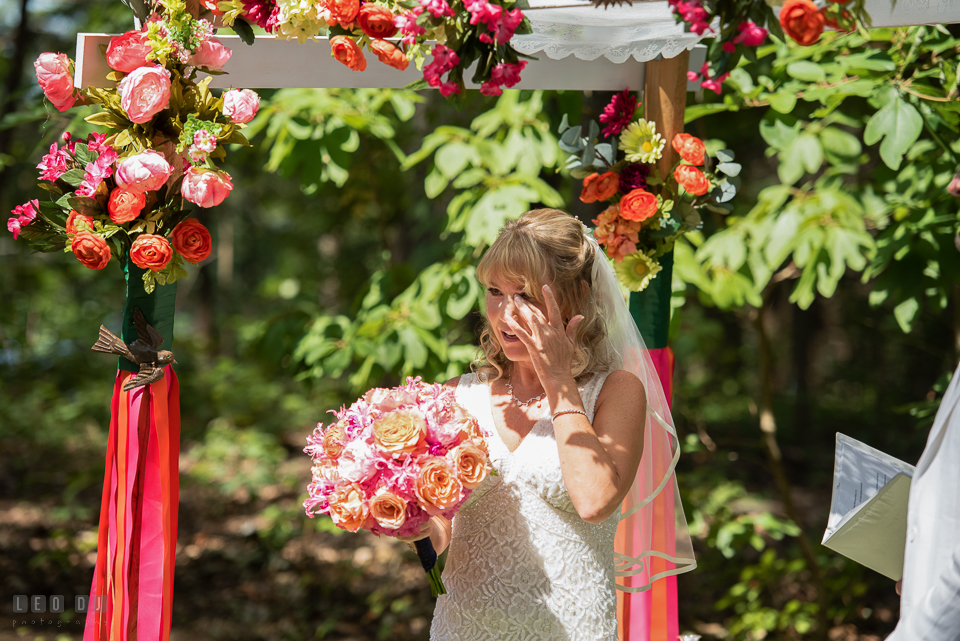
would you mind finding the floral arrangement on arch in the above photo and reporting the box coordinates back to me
[671,0,873,93]
[560,90,740,291]
[210,0,531,97]
[11,0,260,293]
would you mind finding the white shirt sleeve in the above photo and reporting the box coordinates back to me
[887,541,960,641]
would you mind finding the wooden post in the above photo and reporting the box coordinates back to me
[643,50,690,181]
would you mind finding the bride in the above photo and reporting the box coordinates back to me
[414,208,694,640]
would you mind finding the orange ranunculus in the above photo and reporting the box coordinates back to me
[328,482,370,532]
[579,172,618,203]
[322,421,347,460]
[369,489,407,530]
[129,234,173,271]
[373,408,427,459]
[619,189,659,222]
[66,210,93,234]
[330,35,367,72]
[780,0,825,46]
[71,232,111,270]
[674,165,711,196]
[358,4,398,39]
[369,39,409,71]
[415,456,463,515]
[672,133,706,166]
[108,188,146,224]
[450,441,488,489]
[327,0,360,27]
[171,218,212,263]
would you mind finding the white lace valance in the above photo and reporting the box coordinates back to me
[512,0,705,63]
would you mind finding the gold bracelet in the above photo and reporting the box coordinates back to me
[552,408,588,421]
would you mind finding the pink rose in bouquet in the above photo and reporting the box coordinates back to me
[187,37,232,71]
[304,377,491,595]
[118,65,171,124]
[115,150,173,193]
[34,53,77,112]
[222,89,260,124]
[181,167,233,208]
[106,30,152,73]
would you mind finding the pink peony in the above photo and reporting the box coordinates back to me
[105,30,152,73]
[115,150,173,193]
[187,37,232,71]
[181,166,233,208]
[337,439,380,483]
[118,66,171,124]
[222,89,260,123]
[34,53,76,112]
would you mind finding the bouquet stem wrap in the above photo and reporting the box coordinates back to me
[618,248,681,641]
[414,538,447,597]
[84,261,180,641]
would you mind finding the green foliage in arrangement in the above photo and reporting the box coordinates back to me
[681,26,960,331]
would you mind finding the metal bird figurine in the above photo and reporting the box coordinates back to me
[92,307,177,391]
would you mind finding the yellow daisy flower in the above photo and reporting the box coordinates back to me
[615,251,663,292]
[618,119,665,164]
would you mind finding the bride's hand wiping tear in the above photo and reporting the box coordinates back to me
[504,284,583,385]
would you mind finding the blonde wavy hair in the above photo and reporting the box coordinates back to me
[473,208,615,382]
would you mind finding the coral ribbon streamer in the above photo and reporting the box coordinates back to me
[84,366,179,641]
[618,347,679,641]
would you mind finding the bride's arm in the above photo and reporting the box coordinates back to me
[547,369,646,524]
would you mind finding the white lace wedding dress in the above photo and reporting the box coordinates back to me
[430,371,619,641]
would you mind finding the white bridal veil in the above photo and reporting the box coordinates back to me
[586,230,697,592]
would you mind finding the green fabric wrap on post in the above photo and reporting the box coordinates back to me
[119,258,177,372]
[628,249,673,350]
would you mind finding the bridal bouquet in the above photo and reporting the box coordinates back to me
[12,0,257,293]
[560,90,740,291]
[303,376,490,595]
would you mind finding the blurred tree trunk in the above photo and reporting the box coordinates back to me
[0,0,32,184]
[755,286,830,641]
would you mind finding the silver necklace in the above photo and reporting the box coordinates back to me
[506,378,546,408]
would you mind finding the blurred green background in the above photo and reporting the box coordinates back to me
[2,2,958,639]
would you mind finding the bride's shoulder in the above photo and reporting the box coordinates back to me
[597,369,645,399]
[442,375,462,390]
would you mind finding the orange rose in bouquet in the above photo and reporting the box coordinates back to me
[619,189,659,222]
[780,0,825,46]
[108,188,146,224]
[674,165,711,196]
[171,219,212,263]
[580,172,620,203]
[415,456,463,515]
[71,232,111,270]
[370,39,409,71]
[358,4,398,39]
[672,133,706,166]
[373,408,428,458]
[330,35,367,71]
[130,234,173,271]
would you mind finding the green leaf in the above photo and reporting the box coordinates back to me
[684,103,738,124]
[795,134,824,174]
[435,142,475,180]
[768,93,797,114]
[424,167,449,198]
[894,297,920,333]
[59,168,86,187]
[819,126,862,157]
[863,97,923,170]
[786,61,826,83]
[232,17,256,45]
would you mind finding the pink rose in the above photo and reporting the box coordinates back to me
[222,89,260,123]
[118,66,171,124]
[187,38,232,71]
[115,150,173,193]
[337,439,379,483]
[105,30,152,73]
[181,167,233,208]
[734,21,769,47]
[34,53,76,112]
